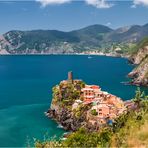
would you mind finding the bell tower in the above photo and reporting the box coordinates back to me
[68,71,73,83]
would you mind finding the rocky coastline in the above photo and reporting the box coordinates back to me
[128,46,148,87]
[0,50,125,58]
[46,72,130,133]
[45,78,92,131]
[1,42,147,87]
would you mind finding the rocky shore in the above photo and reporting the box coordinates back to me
[45,78,92,131]
[46,105,90,131]
[128,46,148,87]
[46,72,129,132]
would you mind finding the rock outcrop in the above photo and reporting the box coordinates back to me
[128,44,148,86]
[46,79,92,131]
[46,72,128,133]
[0,35,10,54]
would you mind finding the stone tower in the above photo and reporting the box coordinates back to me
[68,71,73,83]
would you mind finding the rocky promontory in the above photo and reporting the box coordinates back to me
[46,72,128,132]
[128,39,148,86]
[46,79,91,131]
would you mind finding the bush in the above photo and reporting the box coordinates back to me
[62,128,111,147]
[91,109,98,116]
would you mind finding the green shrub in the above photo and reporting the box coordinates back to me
[91,109,98,116]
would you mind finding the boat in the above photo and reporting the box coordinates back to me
[88,56,92,59]
[120,81,130,85]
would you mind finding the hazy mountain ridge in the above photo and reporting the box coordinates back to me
[105,24,148,43]
[0,23,148,54]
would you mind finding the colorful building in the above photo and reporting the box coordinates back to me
[81,85,102,103]
[81,84,126,125]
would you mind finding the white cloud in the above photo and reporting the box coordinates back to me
[36,0,114,8]
[106,22,111,26]
[132,0,148,8]
[85,0,114,9]
[131,4,137,8]
[36,0,71,7]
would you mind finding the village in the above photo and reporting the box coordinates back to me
[47,71,135,131]
[72,84,127,125]
[67,71,128,126]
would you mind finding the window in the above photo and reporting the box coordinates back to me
[99,109,102,111]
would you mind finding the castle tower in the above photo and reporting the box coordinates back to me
[68,71,73,83]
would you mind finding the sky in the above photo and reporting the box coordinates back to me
[0,0,148,34]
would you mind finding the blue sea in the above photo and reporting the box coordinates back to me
[0,55,147,147]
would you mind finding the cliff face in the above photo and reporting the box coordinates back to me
[46,80,93,131]
[128,45,148,86]
[46,74,128,133]
[0,35,10,54]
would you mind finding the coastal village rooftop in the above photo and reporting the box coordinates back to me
[80,84,126,124]
[66,71,127,125]
[57,72,127,126]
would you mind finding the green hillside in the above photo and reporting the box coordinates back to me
[1,23,148,54]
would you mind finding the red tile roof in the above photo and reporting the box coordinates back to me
[91,85,100,89]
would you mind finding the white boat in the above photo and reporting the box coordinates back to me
[88,56,92,59]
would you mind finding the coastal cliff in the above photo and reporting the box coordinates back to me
[36,76,148,147]
[128,38,148,86]
[46,72,127,132]
[46,79,92,131]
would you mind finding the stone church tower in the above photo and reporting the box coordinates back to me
[68,71,73,83]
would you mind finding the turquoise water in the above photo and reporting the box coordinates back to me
[0,55,147,147]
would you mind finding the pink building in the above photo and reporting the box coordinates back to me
[92,103,110,118]
[81,85,101,102]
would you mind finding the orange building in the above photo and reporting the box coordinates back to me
[81,85,101,102]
